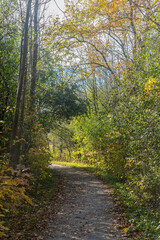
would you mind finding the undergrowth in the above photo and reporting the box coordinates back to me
[1,167,57,240]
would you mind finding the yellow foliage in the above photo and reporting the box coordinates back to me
[123,227,129,232]
[144,77,159,94]
[0,167,33,237]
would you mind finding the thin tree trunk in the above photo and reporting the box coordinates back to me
[91,70,98,115]
[92,76,98,115]
[17,69,28,162]
[30,0,39,111]
[128,0,138,56]
[10,0,32,169]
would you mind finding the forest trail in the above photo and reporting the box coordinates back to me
[43,164,127,240]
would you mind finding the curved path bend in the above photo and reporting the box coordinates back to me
[43,164,127,240]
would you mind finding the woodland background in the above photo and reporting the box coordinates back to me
[0,0,160,239]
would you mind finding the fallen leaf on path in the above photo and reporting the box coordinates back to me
[123,228,129,232]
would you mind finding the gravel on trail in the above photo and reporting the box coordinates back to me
[43,164,127,240]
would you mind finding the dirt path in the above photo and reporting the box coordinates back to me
[43,164,127,240]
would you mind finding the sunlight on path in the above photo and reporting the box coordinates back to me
[43,164,126,240]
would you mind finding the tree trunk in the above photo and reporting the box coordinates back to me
[30,0,39,111]
[10,0,32,169]
[128,0,138,56]
[17,71,28,162]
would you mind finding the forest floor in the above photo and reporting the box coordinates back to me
[41,164,128,240]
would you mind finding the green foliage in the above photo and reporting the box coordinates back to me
[37,79,88,130]
[67,113,127,179]
[109,33,160,209]
[115,183,160,240]
[0,0,20,156]
[51,31,160,239]
[25,122,51,189]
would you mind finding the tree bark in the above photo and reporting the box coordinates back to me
[10,0,32,169]
[30,0,39,111]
